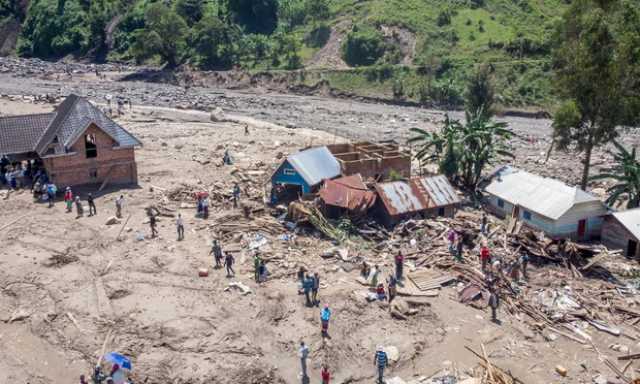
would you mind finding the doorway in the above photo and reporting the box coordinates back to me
[627,239,637,258]
[577,219,586,239]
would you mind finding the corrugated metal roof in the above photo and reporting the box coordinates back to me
[611,209,640,239]
[319,174,376,211]
[35,94,142,156]
[287,146,341,187]
[0,113,56,155]
[485,166,601,220]
[375,175,459,216]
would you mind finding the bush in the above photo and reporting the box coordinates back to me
[341,25,386,67]
[305,22,331,48]
[437,10,451,27]
[229,0,278,35]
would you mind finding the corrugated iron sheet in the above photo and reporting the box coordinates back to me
[375,175,460,217]
[319,174,376,211]
[287,146,341,187]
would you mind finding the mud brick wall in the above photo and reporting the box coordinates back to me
[43,124,138,187]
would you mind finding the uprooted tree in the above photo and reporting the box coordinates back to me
[551,0,640,191]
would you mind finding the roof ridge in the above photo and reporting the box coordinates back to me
[0,112,57,119]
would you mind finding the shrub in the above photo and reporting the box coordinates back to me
[305,22,331,48]
[341,25,386,67]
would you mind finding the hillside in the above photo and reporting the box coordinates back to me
[0,0,568,108]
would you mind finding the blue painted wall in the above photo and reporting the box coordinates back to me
[271,160,311,194]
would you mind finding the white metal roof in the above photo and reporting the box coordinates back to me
[485,166,601,220]
[287,146,341,187]
[611,209,640,239]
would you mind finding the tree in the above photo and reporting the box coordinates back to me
[228,0,278,34]
[0,0,28,21]
[86,0,120,61]
[191,15,236,69]
[592,140,640,209]
[552,0,640,190]
[465,65,495,120]
[409,111,513,189]
[341,25,386,67]
[130,3,188,68]
[175,0,204,24]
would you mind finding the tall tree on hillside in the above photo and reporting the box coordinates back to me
[130,3,188,68]
[592,140,640,209]
[175,0,204,24]
[228,0,278,34]
[465,65,495,120]
[191,15,236,69]
[552,0,640,190]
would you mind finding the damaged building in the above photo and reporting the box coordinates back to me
[327,141,411,181]
[318,173,377,218]
[375,175,461,226]
[601,209,640,259]
[0,94,141,187]
[484,166,608,240]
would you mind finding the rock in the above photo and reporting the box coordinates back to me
[105,216,120,225]
[210,107,226,122]
[555,365,567,377]
[384,346,399,363]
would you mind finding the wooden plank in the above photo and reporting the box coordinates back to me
[98,165,116,192]
[619,353,640,361]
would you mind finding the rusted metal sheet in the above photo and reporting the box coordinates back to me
[319,174,376,211]
[375,175,460,217]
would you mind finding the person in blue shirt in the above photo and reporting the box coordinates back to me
[320,304,331,338]
[374,346,389,384]
[303,275,314,307]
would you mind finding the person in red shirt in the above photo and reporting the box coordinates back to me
[321,364,330,384]
[64,187,73,213]
[394,251,404,281]
[480,246,491,271]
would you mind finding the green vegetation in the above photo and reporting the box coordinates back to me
[593,141,640,209]
[4,0,640,109]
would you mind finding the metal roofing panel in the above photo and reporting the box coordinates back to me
[375,181,426,216]
[319,174,376,211]
[287,146,341,187]
[485,166,600,220]
[612,209,640,239]
[413,175,461,208]
[0,113,56,155]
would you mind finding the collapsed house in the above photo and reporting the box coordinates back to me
[270,146,341,203]
[374,175,461,226]
[318,173,377,218]
[327,141,411,181]
[484,166,608,240]
[0,94,141,187]
[601,209,640,259]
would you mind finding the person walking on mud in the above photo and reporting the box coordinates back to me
[211,240,223,269]
[312,272,320,306]
[374,346,389,384]
[115,195,124,218]
[387,274,397,304]
[489,287,500,324]
[299,341,310,380]
[254,251,262,282]
[320,303,331,338]
[232,182,241,208]
[480,245,491,272]
[64,187,73,213]
[321,364,330,384]
[176,213,185,241]
[303,274,314,307]
[149,212,158,238]
[395,251,404,281]
[87,193,97,216]
[224,252,235,277]
[75,196,84,218]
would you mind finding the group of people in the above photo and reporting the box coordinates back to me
[210,239,237,277]
[1,156,49,191]
[359,250,405,305]
[298,268,322,307]
[63,187,98,217]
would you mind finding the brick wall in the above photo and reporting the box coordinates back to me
[43,124,138,187]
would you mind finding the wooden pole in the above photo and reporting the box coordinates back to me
[116,214,132,241]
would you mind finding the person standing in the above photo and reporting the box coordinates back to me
[211,240,223,269]
[254,252,262,282]
[75,196,84,218]
[176,213,185,241]
[299,341,310,380]
[455,237,464,262]
[481,213,488,235]
[47,182,57,208]
[321,365,330,384]
[312,272,320,306]
[258,260,267,283]
[303,274,313,307]
[371,265,380,288]
[79,374,89,384]
[232,182,241,208]
[224,252,235,277]
[480,245,491,271]
[395,251,404,281]
[520,251,529,280]
[447,228,456,254]
[489,287,500,323]
[149,213,158,238]
[374,346,389,384]
[87,193,97,216]
[387,274,397,304]
[202,196,209,219]
[320,304,331,338]
[64,187,73,213]
[115,195,124,218]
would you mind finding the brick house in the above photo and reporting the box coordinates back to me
[0,94,141,187]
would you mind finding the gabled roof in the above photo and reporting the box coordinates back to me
[319,174,376,211]
[375,175,460,216]
[0,113,56,155]
[485,166,602,220]
[611,209,640,239]
[0,95,141,157]
[286,146,341,187]
[35,94,141,156]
